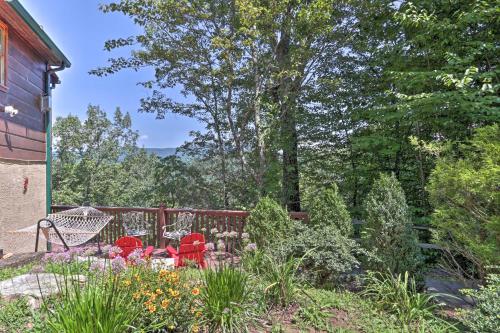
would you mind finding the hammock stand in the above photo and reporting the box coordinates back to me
[12,206,113,253]
[35,218,69,252]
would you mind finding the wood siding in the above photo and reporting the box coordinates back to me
[0,22,47,161]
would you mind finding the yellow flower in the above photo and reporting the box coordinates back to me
[133,292,141,300]
[191,288,200,296]
[123,280,132,287]
[148,304,156,313]
[156,288,163,295]
[195,311,202,318]
[159,269,168,277]
[161,299,170,309]
[168,325,175,330]
[192,325,200,333]
[169,289,180,298]
[134,274,141,282]
[150,294,157,301]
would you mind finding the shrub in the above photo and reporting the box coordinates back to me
[362,173,422,276]
[246,197,292,249]
[306,184,352,236]
[45,272,142,333]
[200,265,256,332]
[459,273,500,333]
[428,125,500,280]
[281,222,366,286]
[363,271,445,329]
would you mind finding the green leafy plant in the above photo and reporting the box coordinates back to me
[362,271,446,328]
[281,222,366,286]
[200,265,256,332]
[428,125,500,280]
[246,197,292,249]
[458,273,500,333]
[306,184,352,236]
[261,252,304,308]
[43,267,142,333]
[362,173,423,276]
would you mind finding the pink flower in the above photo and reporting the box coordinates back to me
[108,246,123,258]
[244,243,257,252]
[111,256,126,273]
[205,242,215,251]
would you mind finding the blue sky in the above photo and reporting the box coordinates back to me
[21,0,203,148]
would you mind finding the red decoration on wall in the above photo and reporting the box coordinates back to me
[23,177,28,194]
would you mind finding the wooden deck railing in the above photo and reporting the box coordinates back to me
[51,205,436,250]
[51,205,309,249]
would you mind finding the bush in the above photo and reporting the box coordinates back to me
[362,173,422,276]
[306,184,352,236]
[459,273,500,333]
[246,197,292,249]
[281,222,366,286]
[200,265,256,332]
[428,125,500,279]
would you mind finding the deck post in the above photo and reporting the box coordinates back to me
[158,203,166,248]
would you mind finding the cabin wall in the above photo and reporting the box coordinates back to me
[0,24,47,254]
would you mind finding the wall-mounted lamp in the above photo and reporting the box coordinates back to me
[2,105,19,117]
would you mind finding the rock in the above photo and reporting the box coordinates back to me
[0,252,44,269]
[0,273,86,305]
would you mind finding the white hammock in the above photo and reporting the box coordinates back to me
[12,207,113,248]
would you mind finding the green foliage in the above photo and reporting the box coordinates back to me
[246,197,292,249]
[459,274,500,333]
[281,222,366,286]
[363,271,447,329]
[44,272,141,333]
[0,298,46,332]
[428,125,500,277]
[363,173,422,276]
[201,265,256,332]
[52,105,159,207]
[306,185,352,236]
[0,263,34,281]
[261,253,303,308]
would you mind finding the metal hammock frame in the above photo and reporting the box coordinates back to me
[12,206,113,252]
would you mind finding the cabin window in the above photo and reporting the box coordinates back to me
[0,21,7,88]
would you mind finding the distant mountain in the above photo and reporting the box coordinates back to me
[144,148,178,158]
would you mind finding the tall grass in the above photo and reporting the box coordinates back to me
[362,271,454,330]
[42,263,141,333]
[262,254,304,307]
[201,265,256,332]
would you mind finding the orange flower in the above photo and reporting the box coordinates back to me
[156,288,163,295]
[148,304,156,313]
[133,292,141,300]
[191,288,200,296]
[159,269,168,278]
[161,299,170,309]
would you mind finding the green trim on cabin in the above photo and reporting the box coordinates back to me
[6,0,71,68]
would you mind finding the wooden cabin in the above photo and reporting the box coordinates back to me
[0,0,70,254]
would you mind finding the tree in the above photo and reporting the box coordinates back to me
[52,105,156,207]
[428,125,500,280]
[363,173,422,276]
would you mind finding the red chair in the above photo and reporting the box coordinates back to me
[112,236,154,260]
[166,233,207,268]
